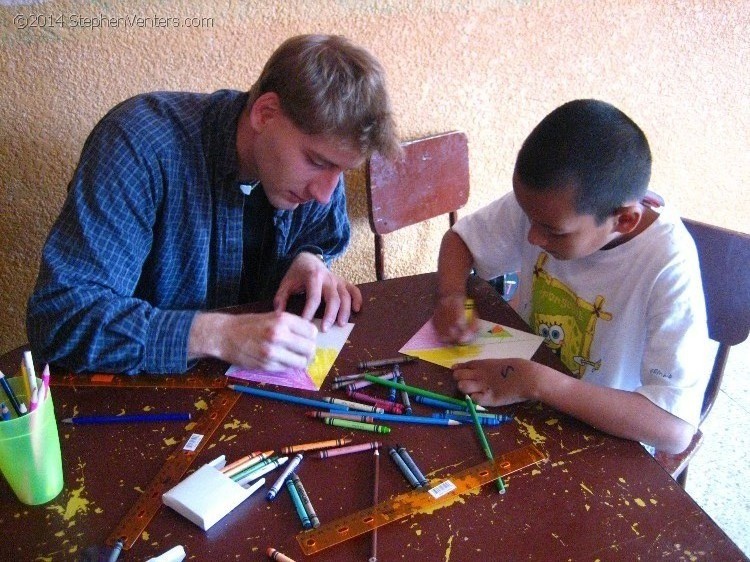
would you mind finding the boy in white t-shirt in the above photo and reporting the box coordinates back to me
[434,99,710,454]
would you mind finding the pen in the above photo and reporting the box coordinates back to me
[0,370,25,417]
[61,412,192,424]
[228,384,349,411]
[465,395,505,494]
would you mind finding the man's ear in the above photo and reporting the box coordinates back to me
[249,92,281,131]
[613,204,643,235]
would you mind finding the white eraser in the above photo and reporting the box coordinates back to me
[162,463,262,531]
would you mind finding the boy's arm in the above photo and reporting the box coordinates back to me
[453,358,696,454]
[434,230,477,343]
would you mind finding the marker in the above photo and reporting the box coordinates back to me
[291,473,319,528]
[266,453,303,501]
[0,370,25,417]
[62,412,192,424]
[396,444,428,487]
[466,395,505,494]
[280,438,352,455]
[285,477,311,529]
[323,418,390,434]
[388,446,420,488]
[1,403,10,421]
[363,375,469,409]
[267,547,298,562]
[317,441,380,459]
[228,384,348,411]
[358,355,415,370]
[412,394,487,412]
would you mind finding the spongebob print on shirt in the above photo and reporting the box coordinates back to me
[530,253,613,379]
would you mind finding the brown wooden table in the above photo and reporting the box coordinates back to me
[0,273,745,561]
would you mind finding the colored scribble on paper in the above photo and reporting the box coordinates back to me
[225,320,353,390]
[400,318,544,368]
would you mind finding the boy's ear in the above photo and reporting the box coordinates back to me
[612,204,643,234]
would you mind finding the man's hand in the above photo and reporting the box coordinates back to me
[189,310,318,371]
[274,252,362,330]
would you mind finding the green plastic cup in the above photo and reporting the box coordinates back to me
[0,376,63,505]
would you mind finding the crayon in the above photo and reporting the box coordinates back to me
[233,456,288,485]
[358,355,415,370]
[317,441,380,459]
[280,438,352,455]
[222,450,274,477]
[344,389,404,413]
[332,368,392,383]
[396,368,412,415]
[291,473,319,528]
[314,410,460,427]
[267,453,303,501]
[268,547,297,562]
[323,396,384,413]
[396,444,428,487]
[339,372,396,391]
[285,478,311,529]
[324,418,390,434]
[388,446,420,488]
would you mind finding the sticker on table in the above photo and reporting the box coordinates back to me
[399,318,544,368]
[225,320,354,390]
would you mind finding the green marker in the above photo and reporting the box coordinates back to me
[324,418,390,434]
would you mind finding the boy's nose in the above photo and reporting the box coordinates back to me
[527,224,546,247]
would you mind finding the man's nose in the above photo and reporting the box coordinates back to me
[309,170,341,204]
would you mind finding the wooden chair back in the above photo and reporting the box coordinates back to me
[366,131,470,280]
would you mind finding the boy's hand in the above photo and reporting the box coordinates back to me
[452,358,541,406]
[433,294,478,344]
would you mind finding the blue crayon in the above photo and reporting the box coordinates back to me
[396,445,428,487]
[286,476,312,529]
[432,412,502,426]
[228,384,348,411]
[388,446,420,488]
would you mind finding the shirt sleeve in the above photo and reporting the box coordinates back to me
[26,116,195,374]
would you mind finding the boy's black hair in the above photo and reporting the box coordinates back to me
[514,99,652,224]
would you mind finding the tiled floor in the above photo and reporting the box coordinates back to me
[685,337,750,556]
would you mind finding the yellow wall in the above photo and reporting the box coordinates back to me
[1,0,748,353]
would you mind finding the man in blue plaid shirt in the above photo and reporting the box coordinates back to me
[27,34,401,375]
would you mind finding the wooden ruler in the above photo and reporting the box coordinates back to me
[105,387,241,549]
[296,443,547,555]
